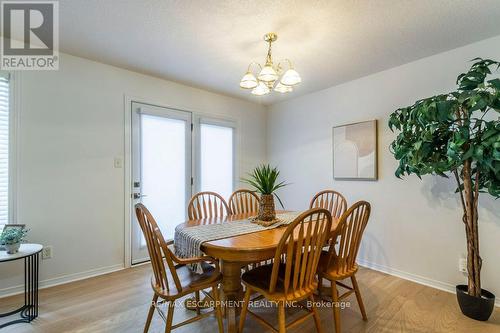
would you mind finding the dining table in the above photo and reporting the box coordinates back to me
[177,211,339,333]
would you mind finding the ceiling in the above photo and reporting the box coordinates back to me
[58,0,500,105]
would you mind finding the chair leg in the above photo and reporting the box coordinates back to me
[239,287,252,333]
[164,301,175,333]
[317,275,322,298]
[351,275,367,321]
[195,290,201,315]
[212,285,224,333]
[309,295,323,333]
[278,301,286,333]
[331,281,341,333]
[144,294,158,333]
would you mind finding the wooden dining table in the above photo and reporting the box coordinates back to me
[178,211,339,333]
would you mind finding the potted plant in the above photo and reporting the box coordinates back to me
[242,164,288,221]
[388,58,499,321]
[0,228,29,254]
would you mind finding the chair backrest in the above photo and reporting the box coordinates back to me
[323,201,371,274]
[228,189,259,215]
[188,191,230,220]
[269,208,332,297]
[135,203,182,292]
[309,190,347,219]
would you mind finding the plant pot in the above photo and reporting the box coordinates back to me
[456,285,495,321]
[258,194,276,221]
[4,242,20,254]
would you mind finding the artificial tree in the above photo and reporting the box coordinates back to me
[388,58,500,298]
[242,164,288,221]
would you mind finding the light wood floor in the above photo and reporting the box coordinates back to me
[0,265,499,333]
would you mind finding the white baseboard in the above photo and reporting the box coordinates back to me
[0,263,125,299]
[358,259,500,308]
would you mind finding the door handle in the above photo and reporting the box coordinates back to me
[133,193,148,199]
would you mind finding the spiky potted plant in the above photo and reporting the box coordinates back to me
[242,164,288,221]
[388,58,499,321]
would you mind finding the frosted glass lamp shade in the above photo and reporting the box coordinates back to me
[239,72,258,89]
[274,82,293,93]
[258,65,278,82]
[251,81,270,95]
[280,69,301,86]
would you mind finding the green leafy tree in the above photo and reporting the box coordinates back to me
[388,58,500,297]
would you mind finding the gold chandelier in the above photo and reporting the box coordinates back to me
[239,33,301,96]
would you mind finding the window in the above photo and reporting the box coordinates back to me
[0,75,9,224]
[199,121,235,200]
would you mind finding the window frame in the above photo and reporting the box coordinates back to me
[0,71,18,224]
[193,115,238,197]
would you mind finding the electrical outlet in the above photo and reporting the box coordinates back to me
[42,246,53,259]
[459,258,467,273]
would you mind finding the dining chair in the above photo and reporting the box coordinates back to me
[227,188,268,272]
[188,191,230,220]
[310,190,348,219]
[239,208,332,333]
[317,201,371,333]
[228,189,259,215]
[135,203,224,333]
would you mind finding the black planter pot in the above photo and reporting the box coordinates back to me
[456,285,495,321]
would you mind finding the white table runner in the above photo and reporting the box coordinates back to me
[174,212,301,273]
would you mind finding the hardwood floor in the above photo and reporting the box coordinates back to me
[0,265,499,332]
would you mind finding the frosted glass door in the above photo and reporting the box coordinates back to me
[199,123,234,200]
[131,102,191,264]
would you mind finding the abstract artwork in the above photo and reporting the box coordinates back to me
[333,120,378,180]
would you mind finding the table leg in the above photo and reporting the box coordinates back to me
[221,261,244,333]
[0,252,39,329]
[23,252,39,321]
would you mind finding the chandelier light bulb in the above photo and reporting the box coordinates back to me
[274,82,293,93]
[239,71,258,89]
[251,81,270,96]
[258,64,278,83]
[280,69,302,86]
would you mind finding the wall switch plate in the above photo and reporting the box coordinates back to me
[459,258,467,273]
[114,157,123,168]
[42,246,53,259]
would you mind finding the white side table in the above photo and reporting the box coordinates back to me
[0,243,42,329]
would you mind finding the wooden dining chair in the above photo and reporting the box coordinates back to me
[135,203,224,333]
[239,208,332,333]
[317,201,371,333]
[310,190,348,219]
[188,191,230,220]
[228,189,259,215]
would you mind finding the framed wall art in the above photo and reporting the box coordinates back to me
[333,120,378,180]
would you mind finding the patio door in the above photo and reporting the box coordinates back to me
[131,102,192,264]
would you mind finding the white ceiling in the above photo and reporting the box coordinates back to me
[59,0,500,105]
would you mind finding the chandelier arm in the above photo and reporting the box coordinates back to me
[277,58,294,71]
[247,61,262,74]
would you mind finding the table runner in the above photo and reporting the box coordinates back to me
[174,212,302,273]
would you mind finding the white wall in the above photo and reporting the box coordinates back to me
[0,53,267,295]
[268,35,500,303]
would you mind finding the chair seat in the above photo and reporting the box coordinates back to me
[153,263,222,299]
[317,251,358,280]
[242,264,317,301]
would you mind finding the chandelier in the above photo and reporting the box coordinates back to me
[239,33,301,96]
